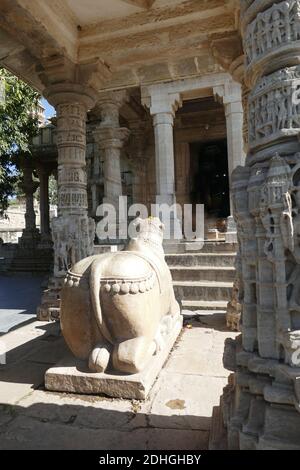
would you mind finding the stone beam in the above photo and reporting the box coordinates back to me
[0,0,78,63]
[141,73,233,104]
[78,1,236,66]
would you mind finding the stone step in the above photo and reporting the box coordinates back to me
[181,300,228,312]
[173,280,233,302]
[9,258,52,273]
[170,266,235,282]
[166,253,236,267]
[164,241,237,254]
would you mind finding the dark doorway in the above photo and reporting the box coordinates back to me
[190,139,230,218]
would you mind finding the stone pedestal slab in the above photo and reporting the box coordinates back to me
[45,316,183,400]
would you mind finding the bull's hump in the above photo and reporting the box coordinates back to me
[103,252,152,281]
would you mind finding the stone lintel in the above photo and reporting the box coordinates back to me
[45,316,183,400]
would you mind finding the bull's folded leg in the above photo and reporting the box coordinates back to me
[88,342,111,373]
[112,336,156,374]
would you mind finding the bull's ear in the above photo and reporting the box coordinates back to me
[160,222,165,231]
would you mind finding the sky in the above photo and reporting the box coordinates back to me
[41,97,56,118]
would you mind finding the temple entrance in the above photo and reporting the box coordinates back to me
[190,139,230,232]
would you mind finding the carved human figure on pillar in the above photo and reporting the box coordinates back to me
[271,10,283,46]
[284,185,300,311]
[293,4,300,40]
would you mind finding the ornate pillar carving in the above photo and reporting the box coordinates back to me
[37,84,97,321]
[44,84,96,278]
[37,166,52,247]
[223,0,300,450]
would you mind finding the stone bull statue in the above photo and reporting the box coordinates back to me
[60,217,181,375]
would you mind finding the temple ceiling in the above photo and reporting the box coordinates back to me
[0,0,240,94]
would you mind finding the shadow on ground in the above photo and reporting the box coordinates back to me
[0,274,45,334]
[0,316,237,449]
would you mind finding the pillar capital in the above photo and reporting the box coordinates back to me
[44,83,98,111]
[141,85,182,118]
[213,80,242,106]
[93,127,130,149]
[94,90,129,128]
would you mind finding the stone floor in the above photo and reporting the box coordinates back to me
[0,274,44,334]
[0,311,238,450]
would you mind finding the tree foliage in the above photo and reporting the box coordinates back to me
[0,68,40,213]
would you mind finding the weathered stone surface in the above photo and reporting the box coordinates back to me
[149,372,228,431]
[0,414,208,450]
[165,329,235,378]
[221,0,300,451]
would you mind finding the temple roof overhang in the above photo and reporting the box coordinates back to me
[0,0,241,96]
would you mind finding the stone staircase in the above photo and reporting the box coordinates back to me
[0,244,53,273]
[165,242,237,314]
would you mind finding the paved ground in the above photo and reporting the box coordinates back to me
[0,313,238,450]
[0,274,44,334]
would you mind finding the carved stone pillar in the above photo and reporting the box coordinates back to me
[37,166,52,247]
[19,162,40,248]
[142,86,182,238]
[93,91,130,239]
[37,84,97,320]
[45,85,96,278]
[223,0,300,450]
[214,83,246,208]
[225,100,245,183]
[214,82,245,243]
[128,120,150,205]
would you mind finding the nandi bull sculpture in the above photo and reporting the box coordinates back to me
[60,217,182,375]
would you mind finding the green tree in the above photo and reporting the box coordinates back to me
[0,68,40,213]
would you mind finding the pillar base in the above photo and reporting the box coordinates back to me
[38,233,53,250]
[37,276,64,321]
[221,347,300,450]
[18,228,40,249]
